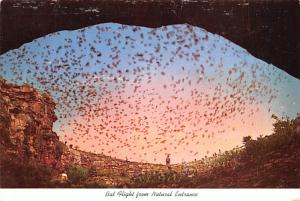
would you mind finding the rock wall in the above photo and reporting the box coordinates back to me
[0,77,63,171]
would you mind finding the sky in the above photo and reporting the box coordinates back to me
[0,23,299,164]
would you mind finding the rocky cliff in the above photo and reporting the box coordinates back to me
[0,77,64,177]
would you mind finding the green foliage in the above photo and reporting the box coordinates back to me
[88,166,97,176]
[66,165,89,184]
[242,114,299,159]
[131,170,191,187]
[96,169,113,176]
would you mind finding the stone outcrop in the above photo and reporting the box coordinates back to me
[0,77,63,171]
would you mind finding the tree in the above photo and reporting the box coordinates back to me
[242,136,252,146]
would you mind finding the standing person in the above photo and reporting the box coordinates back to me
[166,154,171,169]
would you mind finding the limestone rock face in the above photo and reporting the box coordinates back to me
[0,77,62,171]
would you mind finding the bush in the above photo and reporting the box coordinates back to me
[131,170,180,187]
[66,165,89,184]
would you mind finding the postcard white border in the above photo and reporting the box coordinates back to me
[1,189,300,201]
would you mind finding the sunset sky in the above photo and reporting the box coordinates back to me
[0,23,299,164]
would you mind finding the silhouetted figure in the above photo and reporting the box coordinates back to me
[166,154,171,169]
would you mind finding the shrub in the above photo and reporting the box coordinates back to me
[66,165,89,184]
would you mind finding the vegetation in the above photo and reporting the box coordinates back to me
[130,113,300,188]
[65,165,90,184]
[131,171,176,187]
